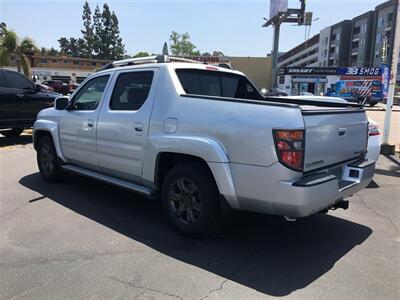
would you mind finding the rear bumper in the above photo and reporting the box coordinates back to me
[230,159,375,218]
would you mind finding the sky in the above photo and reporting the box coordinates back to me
[0,0,386,57]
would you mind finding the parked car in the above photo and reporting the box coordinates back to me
[367,120,381,162]
[68,83,79,93]
[0,69,61,137]
[33,56,375,235]
[41,80,70,95]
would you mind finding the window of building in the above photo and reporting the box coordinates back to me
[376,33,382,43]
[52,59,57,63]
[110,71,154,111]
[335,46,339,54]
[336,32,340,40]
[325,37,328,45]
[323,61,327,67]
[378,17,384,27]
[388,13,393,23]
[361,24,367,33]
[40,58,47,63]
[63,60,68,64]
[91,61,96,66]
[74,61,80,65]
[324,49,328,57]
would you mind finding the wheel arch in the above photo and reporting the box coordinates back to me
[33,120,66,162]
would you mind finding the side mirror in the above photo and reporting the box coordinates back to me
[54,97,69,110]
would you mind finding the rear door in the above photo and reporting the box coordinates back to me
[96,68,158,181]
[0,70,17,127]
[2,70,38,125]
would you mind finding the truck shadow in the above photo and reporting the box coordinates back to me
[19,173,372,297]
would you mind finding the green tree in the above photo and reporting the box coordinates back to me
[212,51,224,56]
[169,31,200,56]
[93,4,103,57]
[133,51,150,58]
[81,0,94,58]
[0,22,7,38]
[98,3,112,59]
[0,29,37,76]
[110,11,125,59]
[162,42,169,55]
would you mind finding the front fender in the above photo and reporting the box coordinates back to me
[142,135,239,209]
[33,120,66,162]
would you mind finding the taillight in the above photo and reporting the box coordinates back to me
[368,124,380,136]
[273,129,305,172]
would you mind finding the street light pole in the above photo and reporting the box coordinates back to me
[271,22,281,88]
[381,0,399,154]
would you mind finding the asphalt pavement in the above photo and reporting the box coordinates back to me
[0,135,399,300]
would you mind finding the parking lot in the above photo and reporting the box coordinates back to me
[0,119,399,299]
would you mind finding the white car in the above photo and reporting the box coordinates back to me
[282,96,381,162]
[367,119,381,162]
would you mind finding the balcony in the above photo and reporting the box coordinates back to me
[352,33,360,41]
[351,48,359,55]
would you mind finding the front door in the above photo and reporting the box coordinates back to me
[96,69,158,181]
[59,74,111,170]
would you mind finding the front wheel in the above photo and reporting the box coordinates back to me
[161,163,221,236]
[0,128,24,137]
[37,135,66,182]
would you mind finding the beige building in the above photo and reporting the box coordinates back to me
[230,56,273,89]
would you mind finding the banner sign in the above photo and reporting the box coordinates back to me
[381,64,390,100]
[284,67,382,76]
[269,0,288,19]
[284,67,337,75]
[337,67,382,76]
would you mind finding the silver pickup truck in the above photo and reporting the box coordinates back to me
[33,55,375,235]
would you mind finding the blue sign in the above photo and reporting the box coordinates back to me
[381,64,390,99]
[337,67,382,76]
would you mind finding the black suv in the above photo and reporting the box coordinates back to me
[0,69,61,137]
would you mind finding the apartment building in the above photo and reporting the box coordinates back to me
[318,27,331,67]
[328,20,352,67]
[277,34,319,69]
[350,11,375,67]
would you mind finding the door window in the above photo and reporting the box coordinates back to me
[110,71,154,111]
[71,75,109,110]
[0,72,6,87]
[4,71,35,90]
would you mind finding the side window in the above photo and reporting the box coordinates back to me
[4,71,35,89]
[71,75,109,111]
[176,69,263,100]
[110,71,154,111]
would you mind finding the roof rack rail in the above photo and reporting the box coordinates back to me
[98,55,203,71]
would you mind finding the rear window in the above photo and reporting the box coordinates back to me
[176,69,263,100]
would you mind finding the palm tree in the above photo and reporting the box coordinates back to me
[0,29,36,76]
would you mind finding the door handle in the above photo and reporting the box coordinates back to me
[84,119,95,131]
[134,123,143,132]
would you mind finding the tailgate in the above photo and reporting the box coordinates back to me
[302,108,368,172]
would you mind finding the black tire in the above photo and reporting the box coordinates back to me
[37,135,66,182]
[161,163,221,236]
[369,102,377,107]
[1,128,24,137]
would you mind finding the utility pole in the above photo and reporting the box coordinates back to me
[381,0,399,154]
[263,0,307,88]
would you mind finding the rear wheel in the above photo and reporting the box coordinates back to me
[0,128,24,137]
[161,163,221,236]
[37,135,66,182]
[369,102,377,107]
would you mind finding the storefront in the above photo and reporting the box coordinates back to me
[278,67,339,96]
[278,67,385,98]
